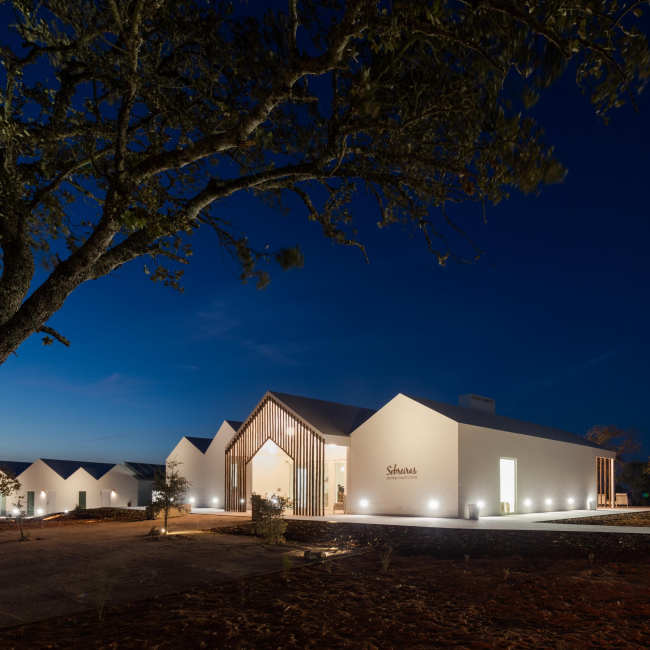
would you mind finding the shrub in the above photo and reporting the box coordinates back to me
[251,494,292,544]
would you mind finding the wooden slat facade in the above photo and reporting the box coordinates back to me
[224,395,325,515]
[596,456,614,508]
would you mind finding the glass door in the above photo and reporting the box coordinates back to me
[500,458,516,514]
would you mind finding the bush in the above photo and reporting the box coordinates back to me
[251,493,292,544]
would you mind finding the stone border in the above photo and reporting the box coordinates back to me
[212,520,650,562]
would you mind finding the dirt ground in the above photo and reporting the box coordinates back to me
[3,551,649,649]
[549,511,650,527]
[0,514,346,628]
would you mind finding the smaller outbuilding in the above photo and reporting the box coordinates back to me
[0,458,163,515]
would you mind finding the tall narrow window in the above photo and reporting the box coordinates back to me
[26,491,34,516]
[500,459,516,514]
[79,491,86,509]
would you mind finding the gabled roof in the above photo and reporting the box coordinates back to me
[404,395,606,450]
[0,460,32,477]
[123,462,165,480]
[269,391,377,437]
[40,458,117,480]
[225,420,243,432]
[184,436,212,454]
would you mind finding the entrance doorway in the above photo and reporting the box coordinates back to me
[500,458,516,514]
[250,440,293,503]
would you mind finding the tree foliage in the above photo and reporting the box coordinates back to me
[149,457,191,535]
[584,424,642,463]
[1,0,649,363]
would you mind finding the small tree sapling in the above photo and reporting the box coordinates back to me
[149,458,191,536]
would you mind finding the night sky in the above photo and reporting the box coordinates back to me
[1,35,649,465]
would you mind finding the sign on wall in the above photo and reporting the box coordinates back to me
[386,464,418,480]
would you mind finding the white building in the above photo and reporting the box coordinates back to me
[169,390,616,518]
[0,458,161,515]
[166,422,242,508]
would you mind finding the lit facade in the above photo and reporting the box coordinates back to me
[169,390,616,518]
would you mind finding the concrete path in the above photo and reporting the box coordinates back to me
[0,514,336,628]
[193,506,650,535]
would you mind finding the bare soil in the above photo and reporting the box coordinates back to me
[2,551,649,649]
[548,511,650,527]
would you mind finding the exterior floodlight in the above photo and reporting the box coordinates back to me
[428,500,438,509]
[64,509,69,514]
[477,501,485,508]
[212,498,218,503]
[545,499,552,505]
[189,497,195,503]
[12,509,18,514]
[161,528,165,533]
[524,499,531,506]
[360,499,369,507]
[568,498,574,504]
[37,509,43,515]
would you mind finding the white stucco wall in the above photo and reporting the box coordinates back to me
[166,438,210,506]
[202,421,238,508]
[458,424,616,518]
[349,394,459,517]
[9,460,139,513]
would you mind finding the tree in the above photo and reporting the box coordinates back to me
[149,458,191,535]
[584,424,641,463]
[1,0,648,364]
[1,465,27,539]
[618,460,650,506]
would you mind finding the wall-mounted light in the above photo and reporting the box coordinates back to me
[41,491,46,496]
[212,498,218,504]
[477,501,485,508]
[428,500,438,509]
[111,491,116,496]
[524,499,531,506]
[568,498,574,505]
[545,499,552,505]
[360,499,369,507]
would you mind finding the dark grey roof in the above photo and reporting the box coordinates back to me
[404,395,607,450]
[269,391,377,437]
[225,420,244,431]
[184,436,212,454]
[124,462,165,480]
[40,458,117,480]
[0,460,32,477]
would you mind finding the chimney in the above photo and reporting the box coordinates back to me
[459,394,495,414]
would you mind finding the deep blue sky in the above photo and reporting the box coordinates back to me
[1,33,649,464]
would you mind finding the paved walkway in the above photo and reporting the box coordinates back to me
[192,506,650,535]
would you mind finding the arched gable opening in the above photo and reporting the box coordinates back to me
[224,395,325,515]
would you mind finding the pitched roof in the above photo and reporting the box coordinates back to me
[40,458,117,480]
[123,462,165,480]
[184,436,212,454]
[269,391,377,437]
[0,460,32,477]
[225,420,243,432]
[404,395,606,450]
